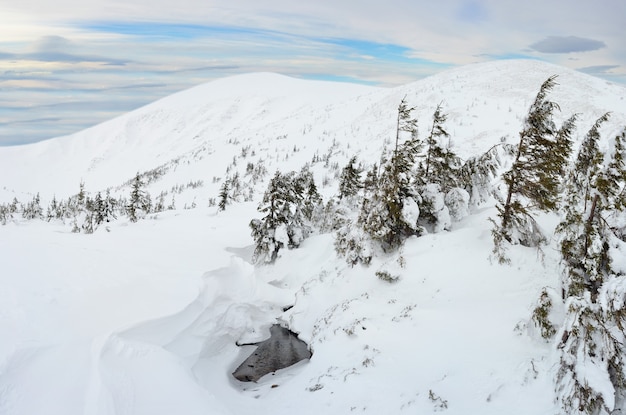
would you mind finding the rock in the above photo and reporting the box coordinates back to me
[233,325,312,382]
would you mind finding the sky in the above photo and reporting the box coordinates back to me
[0,0,624,146]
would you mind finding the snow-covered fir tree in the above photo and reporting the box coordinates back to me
[297,166,323,226]
[218,181,230,212]
[338,155,363,201]
[250,169,322,264]
[421,103,461,190]
[460,143,514,207]
[46,196,60,221]
[93,192,105,225]
[415,104,464,231]
[22,193,43,220]
[358,98,422,252]
[491,75,577,263]
[103,190,118,223]
[127,173,151,223]
[554,117,626,415]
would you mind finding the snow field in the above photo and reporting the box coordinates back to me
[0,197,562,415]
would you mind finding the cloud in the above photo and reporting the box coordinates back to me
[0,35,130,66]
[23,52,128,65]
[0,117,63,126]
[577,65,620,75]
[0,1,625,145]
[456,1,489,23]
[529,36,606,54]
[33,35,73,51]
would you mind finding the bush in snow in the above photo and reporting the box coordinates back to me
[334,221,373,266]
[376,270,399,283]
[419,184,451,233]
[0,203,12,225]
[530,287,557,340]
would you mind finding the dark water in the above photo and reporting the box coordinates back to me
[232,324,312,382]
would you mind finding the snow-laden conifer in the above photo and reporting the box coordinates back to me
[460,143,514,207]
[218,181,230,212]
[358,98,423,251]
[555,116,626,414]
[250,169,322,264]
[422,103,462,190]
[491,75,577,263]
[127,173,151,223]
[338,156,363,201]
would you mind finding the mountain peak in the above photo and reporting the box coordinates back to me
[1,60,624,201]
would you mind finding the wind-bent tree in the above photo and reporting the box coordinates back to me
[422,103,461,190]
[491,75,577,263]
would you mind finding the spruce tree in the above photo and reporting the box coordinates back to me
[359,98,422,251]
[218,181,230,212]
[558,114,610,298]
[460,143,514,207]
[363,163,379,194]
[128,173,150,222]
[250,170,322,264]
[77,181,86,209]
[9,197,18,214]
[555,117,626,414]
[491,75,576,263]
[46,196,59,222]
[103,189,117,223]
[93,192,105,225]
[413,104,463,230]
[0,204,10,225]
[297,167,322,225]
[82,212,95,234]
[603,128,626,212]
[22,193,43,220]
[422,103,461,190]
[154,192,166,213]
[338,156,363,200]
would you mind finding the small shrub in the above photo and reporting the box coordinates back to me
[531,288,556,340]
[376,270,399,283]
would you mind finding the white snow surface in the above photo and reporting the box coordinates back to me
[1,59,626,414]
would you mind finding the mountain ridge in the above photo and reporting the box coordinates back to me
[1,59,625,203]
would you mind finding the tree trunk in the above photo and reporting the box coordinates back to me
[584,194,599,255]
[502,133,525,229]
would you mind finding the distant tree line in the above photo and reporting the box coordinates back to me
[1,172,177,232]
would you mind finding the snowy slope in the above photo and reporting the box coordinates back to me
[1,60,626,415]
[0,73,380,200]
[2,59,625,203]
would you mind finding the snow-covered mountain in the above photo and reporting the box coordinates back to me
[2,59,625,202]
[1,59,626,415]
